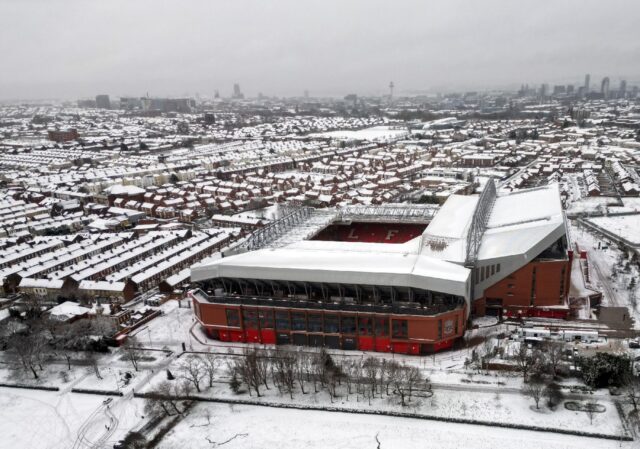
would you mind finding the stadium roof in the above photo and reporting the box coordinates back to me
[191,244,470,298]
[192,183,566,302]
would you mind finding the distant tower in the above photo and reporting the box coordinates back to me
[95,94,111,109]
[601,77,610,99]
[304,90,309,99]
[620,80,627,98]
[232,83,244,99]
[584,74,590,93]
[389,81,394,100]
[540,83,548,99]
[214,89,220,99]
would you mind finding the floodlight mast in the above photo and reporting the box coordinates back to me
[464,177,497,298]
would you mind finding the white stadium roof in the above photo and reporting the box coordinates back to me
[192,183,567,303]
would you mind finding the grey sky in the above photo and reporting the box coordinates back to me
[1,0,639,100]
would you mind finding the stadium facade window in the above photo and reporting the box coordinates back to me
[308,313,323,332]
[491,265,495,276]
[374,317,389,336]
[275,310,290,330]
[496,263,501,273]
[259,309,274,329]
[226,309,240,327]
[242,309,258,329]
[291,312,307,331]
[391,319,408,338]
[324,314,339,333]
[341,315,356,334]
[358,316,373,336]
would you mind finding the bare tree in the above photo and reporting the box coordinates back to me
[542,341,565,378]
[180,355,206,393]
[404,365,423,403]
[585,401,598,424]
[84,350,102,379]
[523,374,545,409]
[382,360,400,396]
[48,319,89,370]
[272,349,296,399]
[202,353,219,389]
[622,370,640,413]
[326,367,340,403]
[122,335,143,372]
[144,380,190,417]
[543,382,564,409]
[363,357,381,399]
[293,350,309,395]
[311,348,335,389]
[255,349,271,391]
[233,348,264,397]
[515,344,539,382]
[392,365,410,406]
[341,359,357,400]
[8,333,41,379]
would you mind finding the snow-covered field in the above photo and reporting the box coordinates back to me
[157,402,632,449]
[312,126,409,142]
[0,387,145,449]
[566,196,620,215]
[587,214,640,245]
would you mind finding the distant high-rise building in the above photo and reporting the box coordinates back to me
[584,74,591,93]
[389,81,394,100]
[95,94,111,109]
[632,86,639,99]
[553,85,565,95]
[141,97,195,113]
[601,77,610,99]
[77,99,97,108]
[566,84,574,94]
[232,83,244,99]
[214,90,220,99]
[619,80,627,98]
[119,97,142,110]
[540,83,549,98]
[304,90,309,99]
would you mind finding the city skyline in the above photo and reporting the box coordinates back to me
[1,0,639,100]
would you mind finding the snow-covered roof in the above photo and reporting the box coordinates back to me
[105,184,146,195]
[192,242,469,298]
[192,184,567,303]
[48,301,91,320]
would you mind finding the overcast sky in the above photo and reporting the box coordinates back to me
[1,0,639,100]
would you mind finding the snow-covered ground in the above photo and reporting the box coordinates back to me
[0,387,146,449]
[571,220,640,327]
[588,214,640,245]
[566,197,620,215]
[157,402,632,449]
[0,299,635,448]
[312,126,409,142]
[139,349,626,439]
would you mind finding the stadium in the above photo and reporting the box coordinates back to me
[190,179,572,354]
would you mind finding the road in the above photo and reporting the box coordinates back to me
[586,242,622,307]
